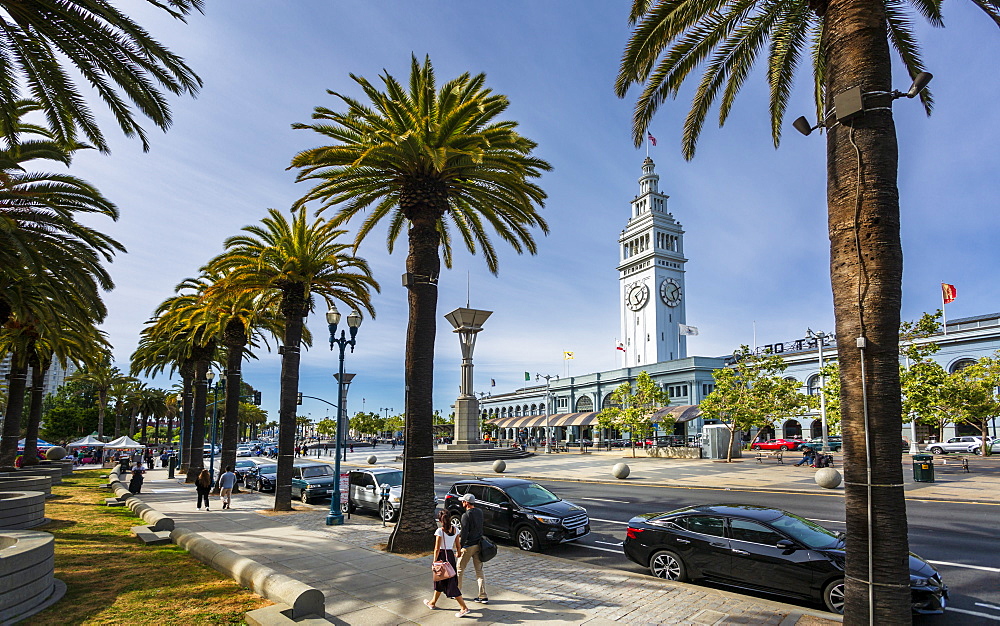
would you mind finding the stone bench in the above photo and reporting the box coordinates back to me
[0,476,51,497]
[0,492,46,530]
[0,530,64,623]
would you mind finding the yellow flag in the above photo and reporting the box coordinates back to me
[563,351,574,360]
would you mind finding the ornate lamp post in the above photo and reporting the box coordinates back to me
[806,329,830,453]
[443,307,492,450]
[206,370,224,484]
[334,372,356,460]
[537,374,559,453]
[325,304,361,526]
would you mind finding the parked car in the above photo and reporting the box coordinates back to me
[798,437,843,452]
[233,459,258,482]
[623,503,947,615]
[973,437,1000,455]
[291,463,337,504]
[925,436,984,455]
[750,439,803,451]
[444,478,590,552]
[236,446,252,457]
[244,463,277,492]
[341,468,403,521]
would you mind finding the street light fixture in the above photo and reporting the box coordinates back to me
[537,374,559,453]
[325,304,361,526]
[806,329,830,453]
[205,370,224,484]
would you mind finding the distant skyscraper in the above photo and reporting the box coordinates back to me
[0,355,77,398]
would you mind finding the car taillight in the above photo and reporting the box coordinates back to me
[626,527,645,540]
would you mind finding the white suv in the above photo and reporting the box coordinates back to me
[926,436,982,454]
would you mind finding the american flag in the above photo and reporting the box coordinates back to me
[647,132,657,146]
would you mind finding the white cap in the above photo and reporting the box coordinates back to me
[460,493,476,503]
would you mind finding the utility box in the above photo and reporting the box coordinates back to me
[912,453,935,483]
[702,425,741,460]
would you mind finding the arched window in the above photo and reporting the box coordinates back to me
[602,393,619,409]
[576,396,594,412]
[807,375,822,396]
[950,358,976,374]
[783,419,802,438]
[515,406,522,417]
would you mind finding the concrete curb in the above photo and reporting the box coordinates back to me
[171,527,324,619]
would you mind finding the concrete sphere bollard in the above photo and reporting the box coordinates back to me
[366,455,377,465]
[492,460,506,473]
[815,467,843,489]
[612,463,630,479]
[45,446,68,461]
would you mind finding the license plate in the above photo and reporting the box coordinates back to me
[576,527,586,535]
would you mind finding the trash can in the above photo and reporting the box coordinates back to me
[168,455,177,479]
[912,453,935,483]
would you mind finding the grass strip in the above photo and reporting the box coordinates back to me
[30,469,271,625]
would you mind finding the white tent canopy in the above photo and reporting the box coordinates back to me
[68,435,106,448]
[103,435,143,449]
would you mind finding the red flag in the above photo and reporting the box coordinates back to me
[647,132,657,146]
[616,341,626,352]
[942,283,957,304]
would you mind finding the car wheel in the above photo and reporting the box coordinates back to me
[299,491,310,504]
[823,578,846,614]
[340,501,357,514]
[929,446,943,455]
[779,445,789,451]
[516,526,540,552]
[649,550,687,582]
[974,447,984,456]
[751,445,761,451]
[449,513,463,533]
[380,501,396,522]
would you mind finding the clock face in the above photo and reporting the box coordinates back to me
[660,278,682,307]
[626,283,650,311]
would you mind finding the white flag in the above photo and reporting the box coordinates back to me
[679,324,699,336]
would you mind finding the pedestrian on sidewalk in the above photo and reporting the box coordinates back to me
[218,466,237,509]
[128,460,146,494]
[456,494,488,605]
[424,510,471,617]
[196,469,212,511]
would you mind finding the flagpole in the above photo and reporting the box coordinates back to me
[941,283,948,335]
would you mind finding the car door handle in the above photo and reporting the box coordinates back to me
[710,542,727,548]
[675,539,691,544]
[732,549,750,555]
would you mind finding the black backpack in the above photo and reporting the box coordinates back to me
[479,536,497,562]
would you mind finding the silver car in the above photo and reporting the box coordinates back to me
[925,436,982,454]
[341,468,403,521]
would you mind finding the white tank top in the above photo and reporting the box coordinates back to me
[435,527,458,550]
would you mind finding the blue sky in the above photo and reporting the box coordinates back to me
[64,2,1000,423]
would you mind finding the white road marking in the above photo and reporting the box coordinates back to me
[590,518,629,525]
[927,560,1000,573]
[595,540,624,547]
[976,603,1000,611]
[576,543,624,554]
[946,608,1000,622]
[578,497,630,504]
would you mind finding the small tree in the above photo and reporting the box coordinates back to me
[348,411,385,437]
[316,419,338,439]
[700,347,814,462]
[597,371,670,458]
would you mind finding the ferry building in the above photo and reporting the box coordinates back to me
[480,159,1000,446]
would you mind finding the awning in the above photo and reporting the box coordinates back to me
[68,435,106,447]
[104,435,143,449]
[488,405,701,429]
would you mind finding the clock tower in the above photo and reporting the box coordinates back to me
[618,157,688,366]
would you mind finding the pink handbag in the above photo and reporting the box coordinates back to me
[432,560,456,581]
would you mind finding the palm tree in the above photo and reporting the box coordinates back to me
[612,1,994,619]
[0,1,202,153]
[289,55,550,551]
[69,357,131,439]
[208,207,378,511]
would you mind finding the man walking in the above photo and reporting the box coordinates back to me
[219,466,237,510]
[457,494,488,605]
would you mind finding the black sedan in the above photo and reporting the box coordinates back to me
[244,463,277,492]
[623,504,947,615]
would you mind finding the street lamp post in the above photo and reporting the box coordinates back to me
[334,372,356,461]
[806,329,830,453]
[325,304,362,526]
[206,370,224,485]
[537,374,558,453]
[442,307,492,451]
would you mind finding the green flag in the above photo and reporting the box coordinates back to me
[524,372,530,381]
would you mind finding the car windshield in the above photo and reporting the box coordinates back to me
[503,483,560,506]
[236,460,254,467]
[769,513,841,549]
[376,471,403,487]
[257,464,277,474]
[302,466,333,478]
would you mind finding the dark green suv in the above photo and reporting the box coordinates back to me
[799,437,842,452]
[291,463,337,504]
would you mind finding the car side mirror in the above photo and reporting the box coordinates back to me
[499,501,511,509]
[776,539,796,551]
[369,485,377,492]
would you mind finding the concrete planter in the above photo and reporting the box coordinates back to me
[0,476,51,497]
[2,467,62,485]
[0,530,63,623]
[645,447,702,459]
[0,492,46,529]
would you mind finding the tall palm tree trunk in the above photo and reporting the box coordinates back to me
[185,357,210,483]
[388,212,441,553]
[96,389,108,439]
[221,321,246,486]
[21,355,47,467]
[180,362,194,473]
[274,284,306,511]
[824,0,909,620]
[0,355,28,468]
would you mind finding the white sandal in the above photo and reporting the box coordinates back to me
[423,599,436,610]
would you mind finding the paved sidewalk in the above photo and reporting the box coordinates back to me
[135,467,838,625]
[348,448,1000,504]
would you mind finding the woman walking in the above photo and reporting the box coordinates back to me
[424,510,471,617]
[195,469,212,511]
